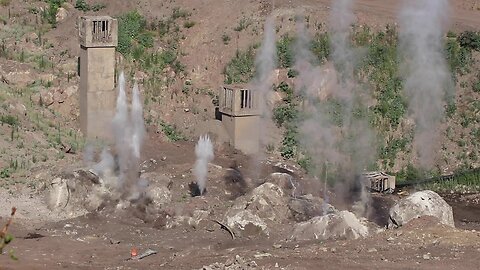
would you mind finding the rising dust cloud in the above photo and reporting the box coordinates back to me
[194,135,214,195]
[399,0,452,169]
[88,72,147,204]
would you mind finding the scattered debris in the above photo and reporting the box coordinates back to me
[253,252,271,258]
[23,233,45,239]
[109,238,121,245]
[127,248,157,261]
[211,219,236,239]
[200,255,257,270]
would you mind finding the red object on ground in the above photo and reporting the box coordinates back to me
[131,247,138,257]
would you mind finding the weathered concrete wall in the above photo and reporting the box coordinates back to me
[222,114,259,155]
[233,116,259,155]
[78,16,117,140]
[79,45,116,139]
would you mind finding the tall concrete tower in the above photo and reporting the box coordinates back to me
[218,85,260,154]
[78,16,118,139]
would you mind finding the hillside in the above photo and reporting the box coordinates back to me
[0,1,480,269]
[0,0,479,182]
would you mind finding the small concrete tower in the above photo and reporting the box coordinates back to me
[78,16,118,139]
[219,85,260,154]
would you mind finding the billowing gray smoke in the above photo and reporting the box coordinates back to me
[194,135,214,195]
[90,72,147,202]
[293,1,376,218]
[253,16,277,152]
[249,15,276,182]
[399,0,451,169]
[294,19,342,173]
[330,0,376,218]
[330,0,356,79]
[131,83,146,160]
[294,19,341,215]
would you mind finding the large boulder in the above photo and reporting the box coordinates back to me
[389,190,455,228]
[225,210,268,236]
[46,170,100,216]
[225,183,290,236]
[288,194,335,222]
[292,210,369,241]
[55,7,68,22]
[266,172,296,195]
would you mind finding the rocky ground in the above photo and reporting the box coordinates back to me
[1,136,480,270]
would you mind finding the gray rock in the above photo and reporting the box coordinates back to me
[225,183,290,236]
[225,210,268,236]
[147,185,171,208]
[55,7,68,22]
[292,210,369,241]
[289,194,335,222]
[389,190,454,228]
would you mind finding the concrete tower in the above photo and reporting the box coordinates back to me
[218,85,260,154]
[78,16,118,139]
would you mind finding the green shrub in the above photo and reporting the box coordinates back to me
[43,0,65,26]
[0,115,18,126]
[158,20,173,37]
[445,100,457,118]
[273,104,298,127]
[74,0,89,11]
[233,17,251,32]
[117,10,148,55]
[287,69,298,78]
[458,31,480,51]
[473,79,480,93]
[172,7,190,19]
[183,21,195,28]
[379,137,410,168]
[0,0,11,7]
[222,33,231,45]
[311,32,330,63]
[276,35,294,68]
[224,47,255,84]
[159,120,186,141]
[280,126,298,159]
[396,163,423,183]
[91,3,106,11]
[445,38,472,76]
[0,168,10,178]
[136,32,154,48]
[298,156,313,172]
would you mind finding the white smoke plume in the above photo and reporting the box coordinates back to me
[294,19,342,170]
[194,135,214,195]
[293,2,376,217]
[88,71,147,202]
[329,0,376,217]
[330,0,356,80]
[112,71,131,185]
[131,83,145,160]
[254,16,277,122]
[253,16,277,152]
[399,0,451,169]
[249,15,276,182]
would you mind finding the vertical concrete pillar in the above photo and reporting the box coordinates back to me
[78,16,118,140]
